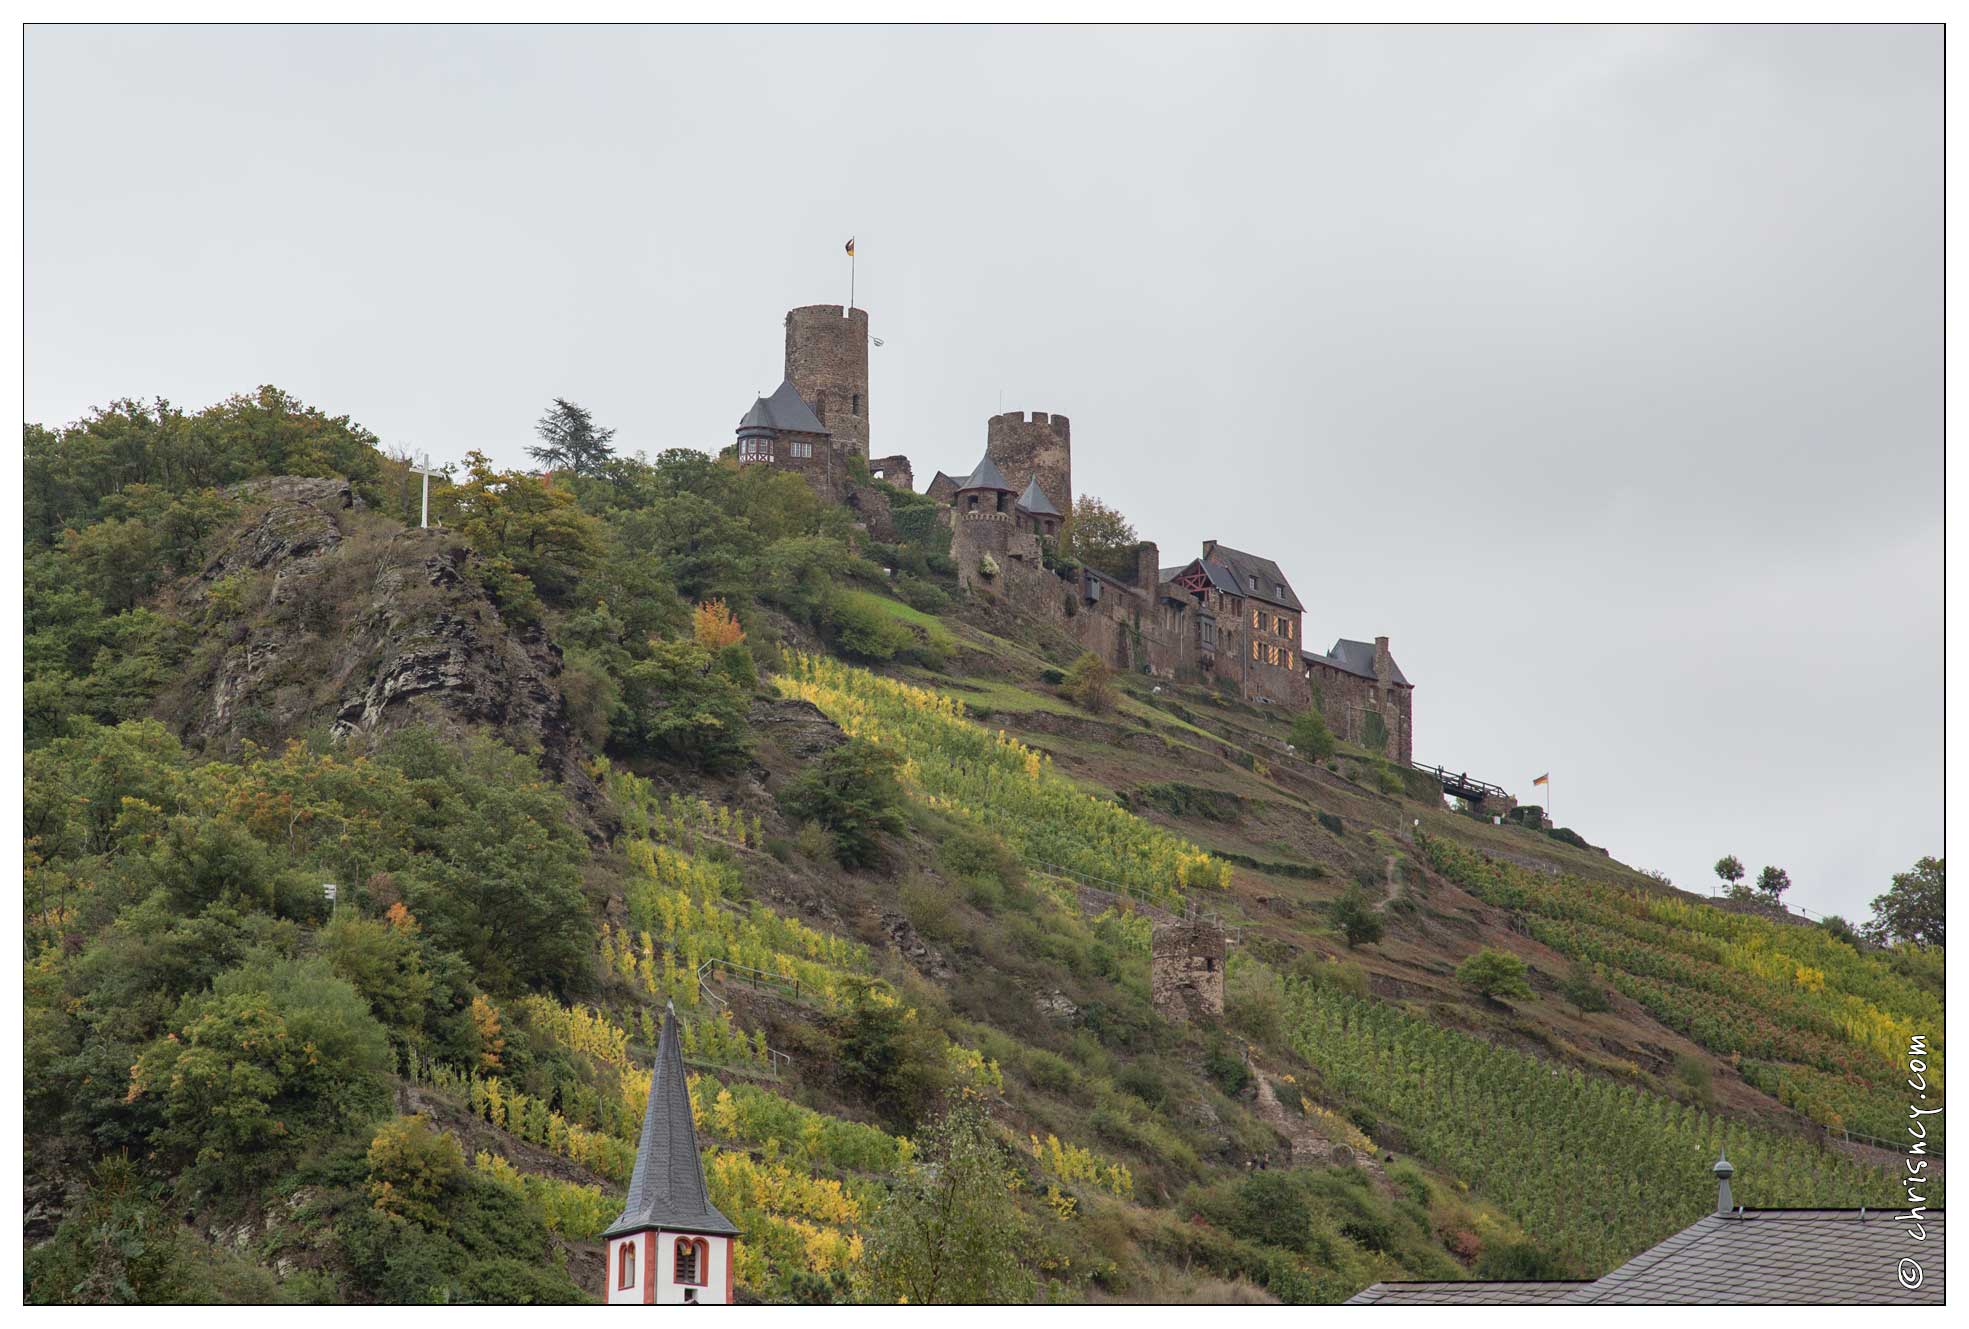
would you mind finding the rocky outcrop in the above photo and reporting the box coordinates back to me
[166,477,603,829]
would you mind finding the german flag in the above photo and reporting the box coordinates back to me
[845,237,855,257]
[1532,773,1549,786]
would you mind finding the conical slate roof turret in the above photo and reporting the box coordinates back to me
[604,1001,740,1238]
[958,451,1015,493]
[737,380,829,436]
[1015,475,1060,517]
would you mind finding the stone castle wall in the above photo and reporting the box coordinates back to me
[785,305,870,459]
[1307,657,1414,765]
[868,455,914,491]
[1151,917,1227,1021]
[987,411,1072,516]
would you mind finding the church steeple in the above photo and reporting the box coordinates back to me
[602,1002,739,1305]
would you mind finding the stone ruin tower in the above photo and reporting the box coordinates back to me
[784,305,870,460]
[986,411,1071,521]
[1151,912,1227,1023]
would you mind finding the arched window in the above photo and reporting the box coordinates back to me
[618,1240,637,1289]
[675,1237,707,1287]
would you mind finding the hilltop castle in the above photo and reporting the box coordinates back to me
[733,302,1414,764]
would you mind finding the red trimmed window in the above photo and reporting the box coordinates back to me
[618,1241,637,1289]
[675,1237,709,1287]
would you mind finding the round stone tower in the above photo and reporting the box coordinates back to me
[784,305,870,460]
[986,412,1072,521]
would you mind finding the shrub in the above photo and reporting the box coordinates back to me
[794,820,830,860]
[895,578,950,614]
[1546,826,1588,850]
[1062,652,1117,714]
[1203,1039,1251,1097]
[1330,885,1385,950]
[777,739,906,870]
[1316,811,1345,837]
[1360,710,1389,754]
[1224,958,1287,1046]
[128,953,394,1191]
[835,988,952,1132]
[1674,1052,1715,1107]
[366,1115,466,1229]
[1228,1172,1313,1252]
[863,1102,1036,1304]
[1559,964,1612,1013]
[1288,709,1336,761]
[822,590,916,661]
[1455,949,1533,1004]
[612,636,751,770]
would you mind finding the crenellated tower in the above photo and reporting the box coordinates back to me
[784,305,870,460]
[985,411,1071,523]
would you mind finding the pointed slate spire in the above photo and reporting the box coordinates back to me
[957,450,1015,493]
[604,1001,740,1238]
[1015,474,1060,517]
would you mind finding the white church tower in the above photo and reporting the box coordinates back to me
[604,1002,741,1305]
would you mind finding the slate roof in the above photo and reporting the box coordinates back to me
[1304,637,1410,687]
[1349,1211,1944,1306]
[1345,1281,1589,1306]
[957,451,1015,492]
[1171,558,1245,598]
[1015,475,1061,517]
[1560,1210,1944,1305]
[1202,543,1303,611]
[737,379,829,436]
[1016,476,1063,515]
[604,1002,741,1238]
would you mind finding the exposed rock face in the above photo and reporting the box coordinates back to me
[749,696,847,761]
[167,477,602,828]
[881,910,953,981]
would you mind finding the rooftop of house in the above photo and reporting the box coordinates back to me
[1015,475,1061,517]
[1201,541,1303,611]
[1305,637,1411,687]
[957,451,1016,493]
[737,380,829,436]
[604,1001,741,1239]
[1349,1208,1944,1306]
[1345,1281,1588,1306]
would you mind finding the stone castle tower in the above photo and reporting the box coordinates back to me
[1150,914,1227,1023]
[985,411,1071,519]
[784,305,870,459]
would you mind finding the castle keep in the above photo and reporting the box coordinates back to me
[731,299,1415,763]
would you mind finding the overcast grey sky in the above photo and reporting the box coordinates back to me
[25,24,1940,921]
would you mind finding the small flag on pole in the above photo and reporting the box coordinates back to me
[845,237,855,257]
[1532,773,1549,787]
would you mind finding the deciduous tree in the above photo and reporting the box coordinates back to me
[1867,856,1943,948]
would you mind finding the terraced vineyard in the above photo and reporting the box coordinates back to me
[777,654,1229,907]
[1422,834,1945,1148]
[1285,981,1905,1273]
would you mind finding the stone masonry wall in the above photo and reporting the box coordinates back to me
[1307,660,1413,765]
[785,305,870,459]
[986,412,1072,516]
[1151,918,1226,1022]
[739,428,846,501]
[868,455,914,491]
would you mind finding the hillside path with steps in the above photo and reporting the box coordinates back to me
[1251,1069,1396,1197]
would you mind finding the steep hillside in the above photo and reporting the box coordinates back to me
[22,394,1941,1305]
